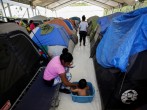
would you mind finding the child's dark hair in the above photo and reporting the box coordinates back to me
[78,79,87,89]
[60,48,73,62]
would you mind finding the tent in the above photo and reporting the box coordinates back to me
[30,24,70,47]
[87,16,99,42]
[64,19,74,30]
[93,7,147,110]
[90,26,101,58]
[70,17,81,23]
[0,23,48,108]
[30,24,75,57]
[45,18,73,35]
[45,18,78,44]
[93,50,147,110]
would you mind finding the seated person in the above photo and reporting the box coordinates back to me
[71,79,89,96]
[43,48,77,94]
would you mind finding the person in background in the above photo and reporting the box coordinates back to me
[29,20,35,31]
[79,15,88,46]
[71,79,89,96]
[43,48,77,94]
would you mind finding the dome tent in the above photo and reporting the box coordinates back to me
[45,18,78,44]
[30,24,75,57]
[0,23,48,108]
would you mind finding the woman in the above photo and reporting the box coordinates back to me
[43,48,76,94]
[79,15,88,46]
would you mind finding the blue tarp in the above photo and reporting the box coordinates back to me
[96,7,147,72]
[97,12,123,34]
[31,24,70,47]
[64,20,74,30]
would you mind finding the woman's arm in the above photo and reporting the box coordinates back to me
[71,88,78,92]
[59,73,77,87]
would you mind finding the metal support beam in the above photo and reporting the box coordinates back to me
[83,0,113,9]
[35,7,37,16]
[7,3,12,17]
[41,0,61,7]
[50,1,77,10]
[27,8,30,18]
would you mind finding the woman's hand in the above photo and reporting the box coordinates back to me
[71,83,78,88]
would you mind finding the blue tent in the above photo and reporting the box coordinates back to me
[96,7,147,72]
[64,20,74,30]
[30,24,70,47]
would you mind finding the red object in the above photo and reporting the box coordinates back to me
[1,100,11,110]
[30,23,35,30]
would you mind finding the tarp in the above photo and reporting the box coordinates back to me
[30,24,70,47]
[97,12,123,34]
[96,7,147,72]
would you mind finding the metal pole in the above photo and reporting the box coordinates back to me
[7,3,12,17]
[0,0,6,17]
[35,7,37,16]
[27,8,30,18]
[55,10,57,17]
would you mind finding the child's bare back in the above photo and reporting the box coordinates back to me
[71,79,89,96]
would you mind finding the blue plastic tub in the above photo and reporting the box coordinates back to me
[71,82,95,103]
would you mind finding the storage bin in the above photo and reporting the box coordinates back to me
[71,82,95,103]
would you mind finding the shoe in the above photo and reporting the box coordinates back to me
[59,88,71,94]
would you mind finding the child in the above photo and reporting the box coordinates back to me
[71,79,89,96]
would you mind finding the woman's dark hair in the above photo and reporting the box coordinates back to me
[60,48,73,62]
[82,15,86,21]
[78,79,87,89]
[29,20,33,24]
